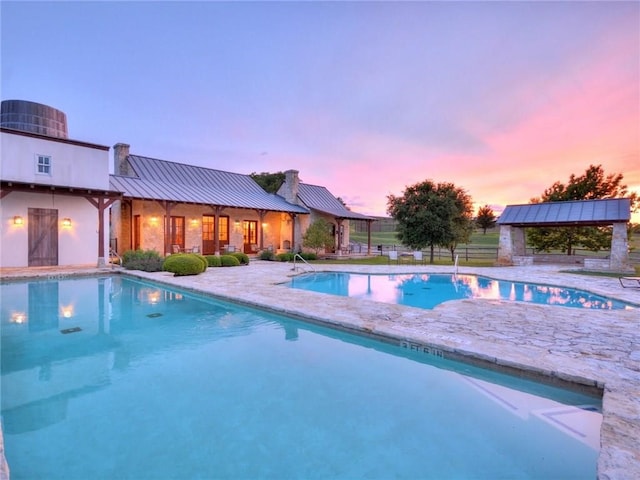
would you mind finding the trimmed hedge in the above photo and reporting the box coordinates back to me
[163,254,206,276]
[274,252,317,262]
[231,252,250,265]
[276,252,294,262]
[205,255,221,267]
[122,249,164,272]
[193,253,209,271]
[220,255,241,267]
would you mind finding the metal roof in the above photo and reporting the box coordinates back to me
[109,155,309,213]
[297,183,372,220]
[497,198,631,226]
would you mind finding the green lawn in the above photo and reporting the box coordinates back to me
[350,228,499,249]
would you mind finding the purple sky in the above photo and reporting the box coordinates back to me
[2,1,638,220]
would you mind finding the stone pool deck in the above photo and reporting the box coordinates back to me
[1,262,638,480]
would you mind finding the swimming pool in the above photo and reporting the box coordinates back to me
[1,275,602,479]
[286,272,635,310]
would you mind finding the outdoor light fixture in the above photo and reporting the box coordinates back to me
[262,222,268,228]
[190,218,199,226]
[62,218,72,228]
[13,216,24,226]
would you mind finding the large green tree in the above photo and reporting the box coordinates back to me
[476,205,497,234]
[527,165,637,255]
[250,171,285,193]
[387,180,473,263]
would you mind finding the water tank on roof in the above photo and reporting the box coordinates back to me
[1,99,68,139]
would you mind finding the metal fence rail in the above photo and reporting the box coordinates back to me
[368,243,640,265]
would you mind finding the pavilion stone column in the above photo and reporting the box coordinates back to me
[610,222,633,272]
[512,227,526,255]
[497,225,514,265]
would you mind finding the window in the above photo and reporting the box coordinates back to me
[36,155,51,175]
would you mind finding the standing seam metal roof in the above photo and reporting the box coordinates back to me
[497,198,631,225]
[108,155,309,213]
[297,183,372,220]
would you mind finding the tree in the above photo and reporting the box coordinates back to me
[386,180,474,263]
[250,171,285,193]
[476,205,497,234]
[527,165,638,255]
[303,218,334,254]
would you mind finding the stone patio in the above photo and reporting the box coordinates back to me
[1,262,638,480]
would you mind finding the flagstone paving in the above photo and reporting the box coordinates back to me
[1,262,638,480]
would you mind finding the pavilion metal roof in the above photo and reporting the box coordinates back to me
[297,183,372,220]
[497,198,631,227]
[108,155,309,213]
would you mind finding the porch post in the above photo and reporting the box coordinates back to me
[83,195,120,267]
[367,219,372,255]
[289,213,296,252]
[256,209,267,250]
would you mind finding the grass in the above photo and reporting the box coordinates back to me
[350,228,500,249]
[347,228,640,272]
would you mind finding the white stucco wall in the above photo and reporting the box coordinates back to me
[0,191,109,267]
[0,130,110,189]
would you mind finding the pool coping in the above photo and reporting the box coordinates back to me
[1,262,639,480]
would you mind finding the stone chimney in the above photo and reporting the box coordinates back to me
[280,169,300,204]
[113,143,132,176]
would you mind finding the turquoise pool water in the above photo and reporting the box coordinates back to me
[1,276,602,479]
[286,272,634,310]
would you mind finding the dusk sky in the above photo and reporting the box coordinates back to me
[2,1,639,221]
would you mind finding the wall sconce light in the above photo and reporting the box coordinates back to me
[62,218,72,228]
[13,216,24,226]
[234,219,241,226]
[190,218,199,226]
[262,222,268,228]
[150,216,159,225]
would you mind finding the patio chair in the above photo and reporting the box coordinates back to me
[619,276,640,288]
[388,250,399,264]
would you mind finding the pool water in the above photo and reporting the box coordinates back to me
[286,272,634,310]
[1,276,602,479]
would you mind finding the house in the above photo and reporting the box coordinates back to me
[1,100,372,267]
[0,127,120,268]
[109,146,373,257]
[109,144,310,256]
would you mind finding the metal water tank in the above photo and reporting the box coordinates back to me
[0,100,68,139]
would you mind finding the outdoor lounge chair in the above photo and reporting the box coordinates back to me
[388,250,399,264]
[619,276,640,288]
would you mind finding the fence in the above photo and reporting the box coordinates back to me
[367,243,640,265]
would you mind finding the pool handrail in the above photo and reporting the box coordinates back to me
[293,253,316,273]
[454,254,459,280]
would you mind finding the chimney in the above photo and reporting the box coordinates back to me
[113,143,132,176]
[281,169,300,204]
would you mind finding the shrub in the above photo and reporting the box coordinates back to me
[205,255,221,267]
[258,250,275,261]
[299,252,317,261]
[231,252,250,265]
[122,249,164,272]
[193,253,209,272]
[162,254,205,276]
[276,252,294,262]
[220,255,241,267]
